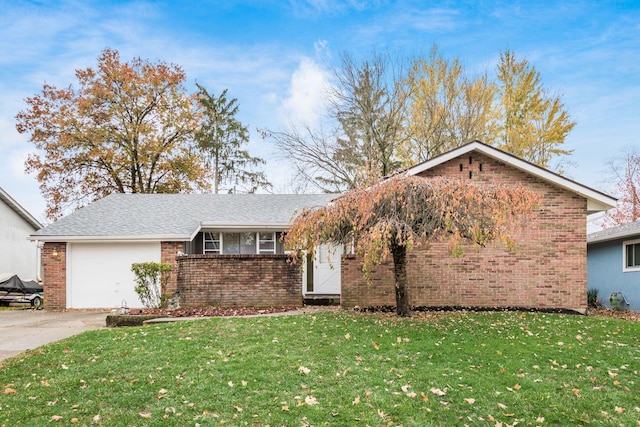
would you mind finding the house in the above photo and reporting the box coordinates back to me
[0,187,42,280]
[587,220,640,311]
[340,141,616,314]
[31,141,617,313]
[29,194,336,310]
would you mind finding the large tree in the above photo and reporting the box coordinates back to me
[329,52,409,187]
[16,48,210,219]
[286,174,538,317]
[601,147,640,227]
[495,51,576,169]
[270,49,575,190]
[195,83,270,194]
[265,51,409,192]
[399,46,498,165]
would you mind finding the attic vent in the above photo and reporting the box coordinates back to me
[469,156,473,164]
[469,171,473,179]
[459,164,463,172]
[479,163,483,172]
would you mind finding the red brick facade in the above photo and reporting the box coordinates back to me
[42,242,67,311]
[176,254,303,308]
[161,241,183,293]
[341,152,588,313]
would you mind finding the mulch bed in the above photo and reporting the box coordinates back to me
[130,306,300,318]
[125,305,640,322]
[587,307,640,322]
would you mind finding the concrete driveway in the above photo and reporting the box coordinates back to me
[0,309,109,361]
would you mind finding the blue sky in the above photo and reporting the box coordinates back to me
[1,0,638,221]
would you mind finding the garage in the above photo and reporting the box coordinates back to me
[67,242,160,309]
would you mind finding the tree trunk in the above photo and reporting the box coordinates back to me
[392,244,410,317]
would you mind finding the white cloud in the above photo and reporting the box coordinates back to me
[278,57,331,129]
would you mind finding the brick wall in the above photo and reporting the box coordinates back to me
[161,241,183,293]
[341,152,588,313]
[42,242,66,311]
[177,254,303,307]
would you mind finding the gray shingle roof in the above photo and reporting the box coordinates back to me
[30,193,336,241]
[588,219,640,244]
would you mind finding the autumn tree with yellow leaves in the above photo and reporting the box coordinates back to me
[16,49,209,219]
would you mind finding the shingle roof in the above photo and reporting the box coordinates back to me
[587,219,640,244]
[30,193,337,242]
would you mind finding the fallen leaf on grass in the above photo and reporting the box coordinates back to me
[430,387,446,396]
[51,415,63,421]
[3,388,16,395]
[298,366,311,375]
[498,403,508,410]
[371,341,379,350]
[464,398,476,404]
[282,405,289,411]
[305,396,318,405]
[615,406,624,414]
[352,396,360,405]
[139,412,152,418]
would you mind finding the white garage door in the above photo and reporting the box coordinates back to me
[67,242,161,309]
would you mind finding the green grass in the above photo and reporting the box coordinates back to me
[1,311,639,426]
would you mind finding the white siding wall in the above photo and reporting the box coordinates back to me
[0,201,39,280]
[67,242,161,309]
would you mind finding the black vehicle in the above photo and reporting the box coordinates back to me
[0,273,43,308]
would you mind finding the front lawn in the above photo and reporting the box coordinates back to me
[1,310,639,426]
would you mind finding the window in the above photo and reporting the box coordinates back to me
[258,232,276,254]
[203,232,221,254]
[624,239,640,271]
[201,231,279,254]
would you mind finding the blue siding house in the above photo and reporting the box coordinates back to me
[587,220,640,311]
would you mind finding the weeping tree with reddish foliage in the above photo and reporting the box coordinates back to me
[286,174,539,317]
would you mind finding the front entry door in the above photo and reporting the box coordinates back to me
[304,244,342,295]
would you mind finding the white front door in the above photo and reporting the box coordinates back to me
[303,243,342,295]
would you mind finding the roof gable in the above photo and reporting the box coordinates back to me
[0,187,42,230]
[405,141,616,214]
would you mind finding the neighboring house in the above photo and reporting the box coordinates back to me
[29,194,336,310]
[340,141,616,314]
[0,187,42,280]
[587,220,640,311]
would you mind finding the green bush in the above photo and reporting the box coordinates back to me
[131,262,172,309]
[587,288,602,308]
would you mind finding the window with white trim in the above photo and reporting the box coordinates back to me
[201,231,279,254]
[203,232,221,254]
[258,232,276,254]
[623,238,640,271]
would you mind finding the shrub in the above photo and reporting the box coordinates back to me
[131,262,172,309]
[587,288,603,308]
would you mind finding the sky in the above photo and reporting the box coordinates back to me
[1,0,639,223]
